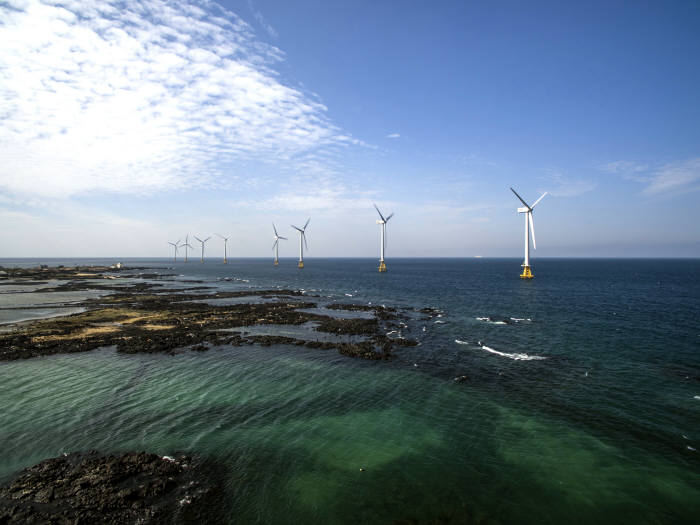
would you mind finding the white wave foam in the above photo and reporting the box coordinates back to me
[456,339,546,361]
[434,320,446,324]
[480,344,546,361]
[345,293,353,297]
[694,395,700,400]
[475,316,507,325]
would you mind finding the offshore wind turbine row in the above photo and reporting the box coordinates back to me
[167,188,547,277]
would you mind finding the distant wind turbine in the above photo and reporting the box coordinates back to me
[510,187,547,279]
[182,234,193,263]
[194,236,211,263]
[290,218,310,269]
[167,239,181,262]
[216,234,230,264]
[272,223,287,266]
[373,204,394,272]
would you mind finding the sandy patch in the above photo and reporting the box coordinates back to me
[32,326,119,342]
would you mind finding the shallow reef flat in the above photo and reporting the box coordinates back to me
[0,266,427,362]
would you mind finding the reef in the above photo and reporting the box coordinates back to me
[0,451,225,524]
[0,266,422,361]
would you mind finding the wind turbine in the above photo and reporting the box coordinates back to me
[167,239,181,262]
[510,187,547,279]
[290,218,310,269]
[272,223,287,266]
[216,234,229,264]
[181,234,193,263]
[374,204,394,272]
[194,236,211,263]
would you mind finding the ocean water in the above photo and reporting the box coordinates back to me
[1,257,699,524]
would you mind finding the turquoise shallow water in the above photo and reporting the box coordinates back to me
[1,258,699,523]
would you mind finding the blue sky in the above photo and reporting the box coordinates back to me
[1,0,699,257]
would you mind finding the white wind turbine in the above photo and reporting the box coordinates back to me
[216,234,230,264]
[291,218,310,269]
[374,204,394,272]
[181,234,193,263]
[194,235,211,263]
[272,223,287,266]
[510,187,547,279]
[167,239,181,262]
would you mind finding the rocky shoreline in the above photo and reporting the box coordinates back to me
[0,451,225,524]
[0,265,431,361]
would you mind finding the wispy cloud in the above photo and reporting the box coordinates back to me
[598,160,649,182]
[247,0,277,38]
[600,158,700,195]
[542,171,596,197]
[0,0,347,198]
[643,158,700,195]
[386,133,400,139]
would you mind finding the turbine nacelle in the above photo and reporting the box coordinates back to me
[517,207,529,213]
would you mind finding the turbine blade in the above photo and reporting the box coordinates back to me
[531,191,548,208]
[291,224,302,232]
[385,212,394,222]
[303,218,310,231]
[510,187,530,209]
[204,236,211,242]
[194,236,203,243]
[529,213,537,250]
[272,222,279,236]
[373,203,386,222]
[303,232,308,250]
[272,240,278,250]
[279,236,287,240]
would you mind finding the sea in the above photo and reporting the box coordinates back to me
[0,257,699,524]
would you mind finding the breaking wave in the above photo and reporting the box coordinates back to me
[455,340,547,361]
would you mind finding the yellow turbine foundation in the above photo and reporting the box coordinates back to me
[520,265,533,279]
[378,261,387,272]
[298,261,304,269]
[274,260,279,266]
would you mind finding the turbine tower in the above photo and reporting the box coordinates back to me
[373,204,394,272]
[272,223,287,266]
[510,187,547,279]
[291,218,310,269]
[216,234,229,264]
[167,239,181,262]
[182,234,193,263]
[194,235,211,263]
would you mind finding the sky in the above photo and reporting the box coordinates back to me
[1,0,699,258]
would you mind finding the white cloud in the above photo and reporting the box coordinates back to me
[386,133,400,139]
[543,171,596,197]
[598,160,649,183]
[247,0,277,38]
[601,158,700,195]
[643,158,700,195]
[0,0,347,198]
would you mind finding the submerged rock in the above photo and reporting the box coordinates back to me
[0,451,225,524]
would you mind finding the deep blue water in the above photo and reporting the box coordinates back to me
[1,257,699,523]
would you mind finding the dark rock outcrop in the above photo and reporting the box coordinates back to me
[0,451,225,524]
